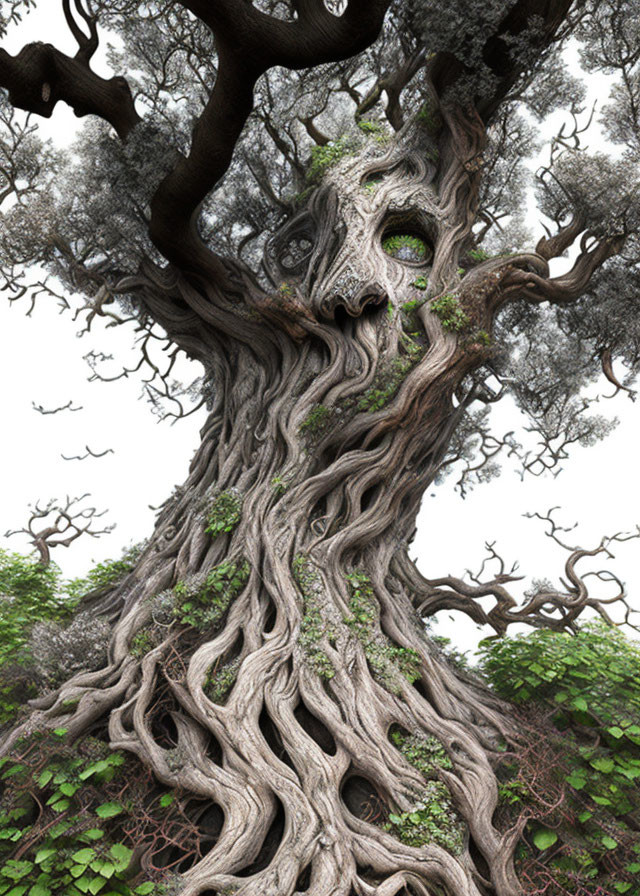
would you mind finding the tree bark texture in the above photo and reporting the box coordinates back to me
[0,112,607,896]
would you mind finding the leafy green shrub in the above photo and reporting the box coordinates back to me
[430,294,470,332]
[174,560,249,631]
[480,623,640,895]
[0,552,73,725]
[0,731,191,895]
[306,136,356,184]
[205,489,242,537]
[65,544,143,602]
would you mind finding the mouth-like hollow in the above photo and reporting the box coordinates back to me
[333,292,389,327]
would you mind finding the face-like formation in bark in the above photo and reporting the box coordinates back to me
[311,150,440,322]
[266,134,446,335]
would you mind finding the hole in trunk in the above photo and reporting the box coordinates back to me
[412,677,429,701]
[144,796,224,875]
[205,730,223,766]
[333,304,353,330]
[468,836,493,889]
[263,598,277,633]
[236,798,285,877]
[259,704,294,769]
[150,710,179,749]
[295,863,312,891]
[196,802,225,848]
[360,483,382,513]
[341,773,388,824]
[356,864,382,885]
[294,699,337,755]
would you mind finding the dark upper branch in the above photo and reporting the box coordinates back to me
[182,0,390,69]
[62,0,98,62]
[0,39,140,139]
[150,0,392,277]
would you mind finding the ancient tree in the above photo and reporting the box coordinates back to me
[1,1,640,895]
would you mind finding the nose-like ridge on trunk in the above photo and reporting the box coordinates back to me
[335,282,388,318]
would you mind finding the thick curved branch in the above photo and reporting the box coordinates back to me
[149,0,392,278]
[498,235,626,310]
[0,39,140,139]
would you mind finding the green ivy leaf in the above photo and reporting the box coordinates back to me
[71,849,96,865]
[591,757,615,774]
[36,770,53,788]
[108,844,132,873]
[533,828,558,850]
[28,885,51,896]
[566,772,587,789]
[602,835,618,850]
[1,861,34,881]
[79,760,110,780]
[94,803,122,819]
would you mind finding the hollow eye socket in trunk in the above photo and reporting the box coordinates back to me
[381,226,433,266]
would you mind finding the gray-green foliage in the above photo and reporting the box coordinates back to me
[2,0,640,493]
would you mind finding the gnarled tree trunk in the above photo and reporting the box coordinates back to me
[1,116,569,896]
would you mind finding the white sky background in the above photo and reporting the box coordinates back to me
[0,10,638,659]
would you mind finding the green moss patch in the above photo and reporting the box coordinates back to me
[204,657,241,705]
[382,234,429,264]
[344,572,421,693]
[174,560,249,631]
[385,780,464,852]
[294,555,336,681]
[299,404,332,438]
[306,136,357,184]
